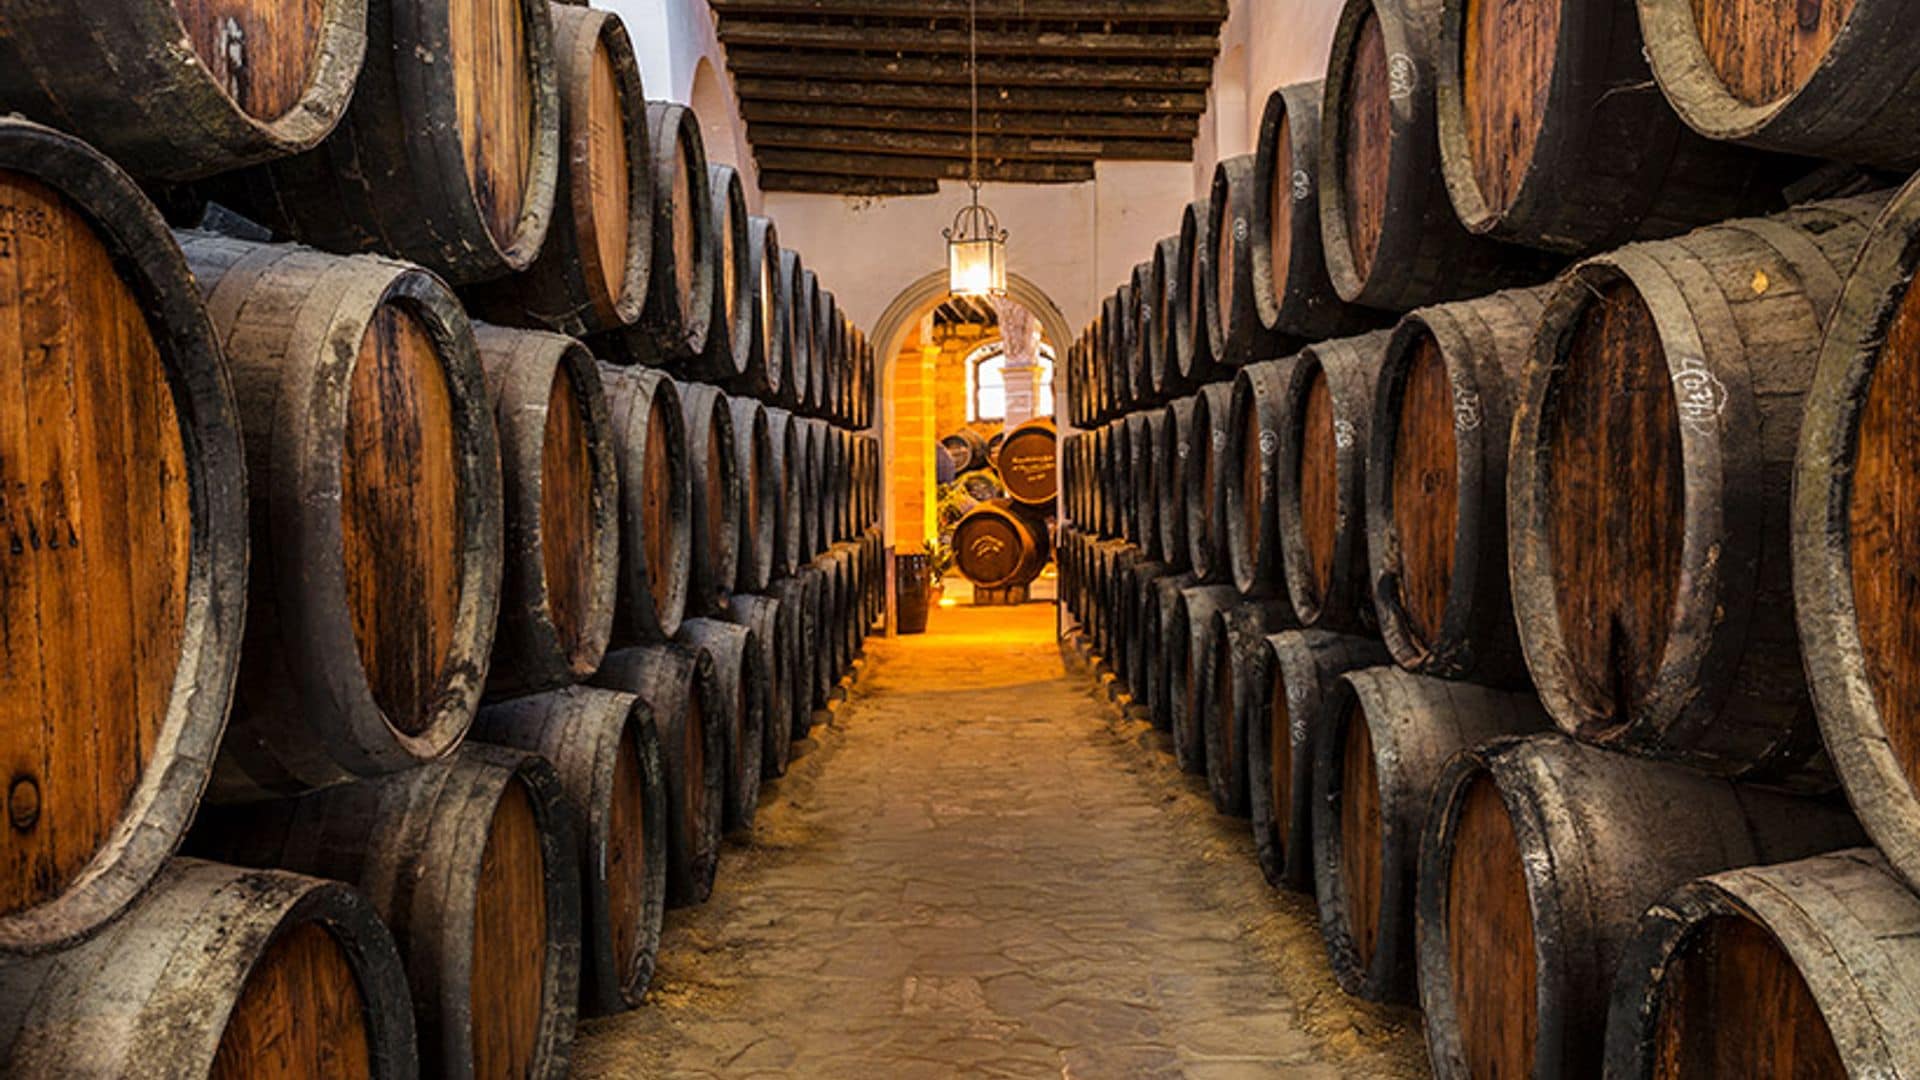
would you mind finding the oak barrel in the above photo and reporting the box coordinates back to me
[1366,286,1546,686]
[1142,572,1200,731]
[1509,193,1888,787]
[1199,599,1292,816]
[1127,261,1155,404]
[182,234,503,802]
[768,575,818,743]
[678,381,742,617]
[998,417,1060,508]
[778,249,811,410]
[727,396,777,593]
[691,163,751,383]
[1158,396,1196,572]
[677,617,768,834]
[1187,382,1237,584]
[1206,154,1283,366]
[610,102,713,365]
[475,325,618,696]
[600,364,692,644]
[209,0,560,284]
[726,593,794,778]
[1415,733,1863,1080]
[0,0,366,182]
[0,859,416,1077]
[1174,198,1224,385]
[764,407,804,578]
[1168,585,1239,775]
[1312,667,1546,1002]
[1124,411,1157,553]
[730,214,786,400]
[1226,356,1297,599]
[953,500,1051,592]
[472,685,667,1015]
[942,427,992,475]
[194,744,583,1079]
[0,120,249,953]
[1149,235,1184,397]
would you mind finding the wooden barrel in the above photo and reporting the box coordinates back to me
[183,234,503,802]
[779,250,811,410]
[1276,330,1391,631]
[1433,0,1789,253]
[1127,262,1156,404]
[1165,584,1238,774]
[1122,560,1172,701]
[767,576,817,743]
[1509,194,1887,788]
[210,0,559,284]
[795,271,823,415]
[1365,286,1545,686]
[1175,198,1224,385]
[1312,667,1546,1003]
[811,289,838,418]
[472,686,667,1015]
[691,163,751,383]
[591,644,722,906]
[0,0,366,182]
[942,427,992,474]
[677,381,742,618]
[1796,175,1920,894]
[1639,0,1920,168]
[1227,356,1296,599]
[599,365,691,644]
[725,594,792,778]
[677,618,767,835]
[730,214,785,400]
[1199,598,1292,816]
[1251,82,1386,341]
[0,859,416,1076]
[1187,381,1237,584]
[1141,572,1198,731]
[1149,235,1184,398]
[764,408,803,578]
[1158,397,1196,572]
[464,5,651,337]
[1101,419,1133,544]
[815,546,855,686]
[953,500,1051,591]
[1318,0,1557,310]
[1207,154,1283,366]
[1605,848,1920,1079]
[797,563,835,712]
[726,396,777,593]
[797,418,828,560]
[1249,631,1389,892]
[1124,411,1157,553]
[1113,287,1138,413]
[1414,732,1864,1080]
[194,744,584,1079]
[1136,412,1168,563]
[0,120,248,954]
[475,325,619,697]
[620,102,713,365]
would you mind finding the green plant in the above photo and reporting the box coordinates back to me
[924,537,955,579]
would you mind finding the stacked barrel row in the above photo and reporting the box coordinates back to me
[1062,0,1920,1074]
[944,419,1062,592]
[0,1,880,1076]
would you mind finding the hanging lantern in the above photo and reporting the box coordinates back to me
[945,195,1006,297]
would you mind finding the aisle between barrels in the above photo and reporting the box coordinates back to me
[572,603,1425,1078]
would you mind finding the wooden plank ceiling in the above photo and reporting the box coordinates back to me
[711,0,1227,195]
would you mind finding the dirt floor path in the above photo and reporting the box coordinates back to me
[572,602,1429,1078]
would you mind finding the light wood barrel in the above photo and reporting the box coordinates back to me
[194,744,583,1079]
[475,325,618,696]
[183,234,503,802]
[600,365,691,644]
[999,417,1060,508]
[677,381,742,618]
[953,501,1051,591]
[465,5,651,337]
[0,120,248,954]
[472,685,667,1015]
[0,0,367,181]
[211,0,561,284]
[0,859,416,1077]
[608,102,713,365]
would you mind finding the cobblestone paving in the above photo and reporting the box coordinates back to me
[572,603,1428,1079]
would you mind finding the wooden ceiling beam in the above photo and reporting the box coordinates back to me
[733,77,1209,115]
[716,22,1220,59]
[724,49,1214,90]
[711,0,1228,21]
[739,99,1200,138]
[747,122,1190,162]
[757,148,1096,183]
[759,171,941,195]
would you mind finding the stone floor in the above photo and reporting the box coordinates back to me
[572,603,1428,1079]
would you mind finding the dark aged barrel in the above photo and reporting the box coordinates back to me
[1101,419,1133,544]
[779,250,811,410]
[727,396,777,593]
[802,562,838,710]
[765,408,803,578]
[811,289,839,418]
[1605,848,1920,1079]
[1249,631,1390,892]
[1207,154,1284,366]
[725,594,793,778]
[1149,235,1184,397]
[954,501,1051,591]
[767,576,816,743]
[1125,411,1158,554]
[1433,0,1789,253]
[1313,668,1547,1003]
[1136,412,1169,563]
[1128,261,1156,403]
[677,618,767,834]
[942,427,992,474]
[475,326,619,696]
[1227,356,1296,599]
[0,121,247,954]
[1168,585,1239,774]
[611,102,713,365]
[1366,286,1545,686]
[183,234,503,802]
[1509,194,1888,787]
[0,859,416,1077]
[1199,599,1292,816]
[1277,330,1390,631]
[1319,0,1557,310]
[1175,198,1224,384]
[691,163,751,383]
[1796,176,1920,894]
[1187,381,1237,583]
[796,272,824,415]
[797,418,828,559]
[600,365,691,644]
[678,381,742,617]
[591,644,721,907]
[1415,733,1864,1080]
[730,215,785,400]
[1143,572,1199,730]
[1113,286,1137,412]
[210,0,559,284]
[1135,255,1164,403]
[0,0,366,182]
[464,5,649,337]
[1159,397,1196,571]
[1640,0,1920,168]
[1252,82,1387,341]
[194,744,584,1079]
[472,686,667,1015]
